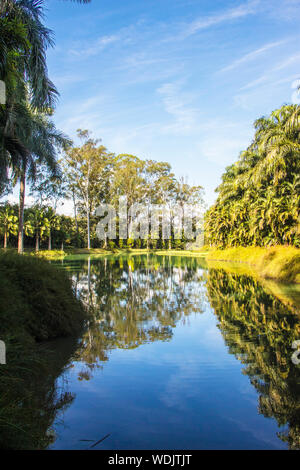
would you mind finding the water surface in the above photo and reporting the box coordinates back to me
[49,255,300,450]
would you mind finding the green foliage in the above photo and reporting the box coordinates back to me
[205,105,300,248]
[127,237,134,249]
[108,240,116,251]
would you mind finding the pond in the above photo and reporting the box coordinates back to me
[47,254,299,450]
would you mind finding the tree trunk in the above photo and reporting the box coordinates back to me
[87,208,91,250]
[88,256,91,308]
[72,190,79,245]
[18,170,26,253]
[35,232,39,252]
[3,231,7,249]
[48,230,52,251]
[86,161,91,250]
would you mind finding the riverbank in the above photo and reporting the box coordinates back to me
[0,251,88,448]
[0,251,87,344]
[26,245,300,283]
[206,246,300,284]
[32,247,208,259]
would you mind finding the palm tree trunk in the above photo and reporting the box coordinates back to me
[35,232,39,252]
[48,230,51,250]
[3,231,7,249]
[18,170,26,253]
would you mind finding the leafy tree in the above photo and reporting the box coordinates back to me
[63,129,111,249]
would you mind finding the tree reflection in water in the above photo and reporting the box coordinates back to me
[68,255,207,380]
[206,269,300,449]
[3,255,298,449]
[64,255,300,449]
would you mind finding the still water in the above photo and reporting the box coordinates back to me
[48,255,299,450]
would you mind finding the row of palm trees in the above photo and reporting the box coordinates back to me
[0,201,197,251]
[0,0,89,252]
[0,203,58,251]
[205,104,300,247]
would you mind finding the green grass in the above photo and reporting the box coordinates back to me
[31,249,66,260]
[0,251,87,342]
[207,246,300,283]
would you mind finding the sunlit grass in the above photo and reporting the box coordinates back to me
[207,246,300,283]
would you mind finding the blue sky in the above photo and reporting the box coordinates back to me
[42,0,300,207]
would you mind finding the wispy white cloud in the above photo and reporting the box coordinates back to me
[69,34,121,57]
[182,0,260,37]
[240,52,300,90]
[51,74,88,87]
[119,52,169,70]
[157,82,200,133]
[272,52,300,72]
[218,38,290,73]
[197,131,251,166]
[265,0,300,21]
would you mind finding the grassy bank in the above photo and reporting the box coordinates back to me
[0,251,88,448]
[64,247,209,258]
[206,246,300,283]
[0,251,87,343]
[32,249,66,260]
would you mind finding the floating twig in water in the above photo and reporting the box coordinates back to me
[88,433,111,449]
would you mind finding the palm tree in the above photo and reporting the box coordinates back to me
[15,107,70,253]
[205,104,300,248]
[0,0,60,216]
[27,205,50,252]
[0,204,18,248]
[254,105,300,185]
[44,206,60,250]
